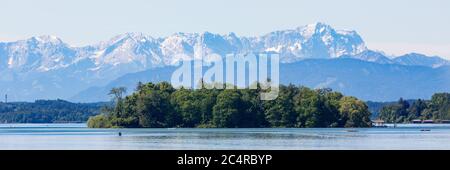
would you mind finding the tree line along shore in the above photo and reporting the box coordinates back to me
[87,82,372,128]
[2,82,450,127]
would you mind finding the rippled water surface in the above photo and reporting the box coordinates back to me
[1,124,449,150]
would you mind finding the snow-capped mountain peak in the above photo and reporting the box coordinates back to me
[88,32,162,69]
[1,35,75,71]
[1,23,449,102]
[1,23,446,75]
[31,35,64,45]
[97,32,156,48]
[299,22,334,38]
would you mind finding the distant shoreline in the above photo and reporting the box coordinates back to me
[3,123,450,129]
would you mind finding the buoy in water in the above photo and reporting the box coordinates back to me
[118,132,122,136]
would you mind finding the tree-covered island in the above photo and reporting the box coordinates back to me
[87,82,372,128]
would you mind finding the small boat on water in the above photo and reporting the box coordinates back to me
[346,129,358,132]
[420,129,431,132]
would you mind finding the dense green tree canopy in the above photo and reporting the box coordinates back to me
[378,93,450,123]
[87,82,373,128]
[338,96,372,127]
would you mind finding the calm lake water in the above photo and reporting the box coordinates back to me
[1,123,450,150]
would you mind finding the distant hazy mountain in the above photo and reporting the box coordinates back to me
[70,66,176,102]
[394,53,450,68]
[341,50,394,64]
[1,23,449,102]
[71,58,450,102]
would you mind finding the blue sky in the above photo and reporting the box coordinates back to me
[1,0,449,57]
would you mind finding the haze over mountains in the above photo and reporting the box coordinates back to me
[1,23,449,102]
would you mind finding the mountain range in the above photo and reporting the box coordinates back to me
[1,22,449,102]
